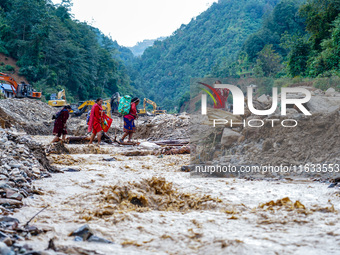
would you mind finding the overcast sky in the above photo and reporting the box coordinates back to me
[51,0,218,47]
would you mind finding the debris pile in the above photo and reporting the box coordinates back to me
[191,87,340,179]
[0,215,48,254]
[0,98,58,135]
[0,129,56,212]
[0,129,58,254]
[235,111,340,167]
[135,113,190,140]
[79,177,222,217]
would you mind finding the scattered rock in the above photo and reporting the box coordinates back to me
[257,94,269,104]
[325,87,336,96]
[306,95,340,113]
[0,242,13,255]
[87,235,113,244]
[60,168,80,172]
[69,224,112,244]
[0,98,58,135]
[0,198,23,207]
[221,128,242,147]
[102,157,116,162]
[69,224,93,241]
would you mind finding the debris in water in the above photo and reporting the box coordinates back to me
[82,177,222,216]
[61,167,81,172]
[102,157,117,162]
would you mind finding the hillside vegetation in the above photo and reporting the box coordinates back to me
[128,37,166,57]
[0,0,339,108]
[131,0,280,110]
[212,0,340,94]
[0,0,133,101]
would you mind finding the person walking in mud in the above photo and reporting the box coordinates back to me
[51,105,72,143]
[88,98,104,145]
[120,97,140,143]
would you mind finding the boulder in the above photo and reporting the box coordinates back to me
[306,95,340,114]
[221,128,242,147]
[325,87,336,96]
[257,94,269,104]
[0,198,23,207]
[0,242,13,255]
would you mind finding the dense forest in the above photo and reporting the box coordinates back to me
[131,0,281,110]
[0,0,134,102]
[0,0,339,109]
[213,0,340,81]
[131,0,340,111]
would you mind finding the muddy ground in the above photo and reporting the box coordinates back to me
[0,95,339,254]
[9,136,340,255]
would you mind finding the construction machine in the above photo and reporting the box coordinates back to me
[73,99,112,117]
[0,72,41,99]
[110,92,121,115]
[72,92,121,117]
[138,98,167,115]
[48,89,68,107]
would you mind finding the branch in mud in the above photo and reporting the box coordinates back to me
[24,205,49,228]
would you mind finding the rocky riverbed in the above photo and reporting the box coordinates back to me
[0,92,339,254]
[0,135,338,255]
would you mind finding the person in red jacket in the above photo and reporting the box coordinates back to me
[120,97,140,143]
[51,105,72,143]
[88,98,104,145]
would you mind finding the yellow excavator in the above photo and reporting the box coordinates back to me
[72,93,121,118]
[48,89,68,107]
[138,98,167,115]
[73,99,112,118]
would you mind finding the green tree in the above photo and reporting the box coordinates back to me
[300,0,340,51]
[255,44,282,76]
[287,38,311,76]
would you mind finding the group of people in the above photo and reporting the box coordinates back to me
[52,97,140,145]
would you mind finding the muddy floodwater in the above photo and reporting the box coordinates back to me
[13,136,340,254]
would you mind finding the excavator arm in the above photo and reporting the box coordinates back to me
[57,89,66,100]
[144,98,157,112]
[141,98,167,115]
[0,72,18,96]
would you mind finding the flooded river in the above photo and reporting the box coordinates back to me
[12,136,340,254]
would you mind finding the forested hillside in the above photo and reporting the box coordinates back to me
[213,0,340,90]
[128,37,166,57]
[0,0,338,108]
[0,0,133,101]
[131,0,280,110]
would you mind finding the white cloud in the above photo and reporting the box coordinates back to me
[51,0,217,46]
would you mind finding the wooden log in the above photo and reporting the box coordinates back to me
[67,134,113,144]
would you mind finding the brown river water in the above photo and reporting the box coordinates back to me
[12,136,340,255]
